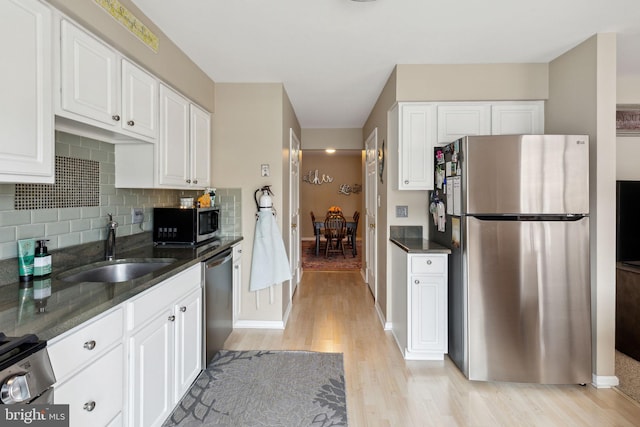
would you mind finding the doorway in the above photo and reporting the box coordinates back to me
[299,149,364,272]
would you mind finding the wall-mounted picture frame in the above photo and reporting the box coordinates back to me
[616,105,640,136]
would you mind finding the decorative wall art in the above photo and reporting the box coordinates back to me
[378,141,385,183]
[338,184,362,196]
[94,0,159,52]
[303,170,333,185]
[616,105,640,136]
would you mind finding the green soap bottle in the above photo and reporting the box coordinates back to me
[34,239,52,277]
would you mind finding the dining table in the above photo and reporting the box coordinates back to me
[313,216,357,257]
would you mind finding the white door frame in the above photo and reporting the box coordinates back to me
[289,128,301,299]
[365,128,378,301]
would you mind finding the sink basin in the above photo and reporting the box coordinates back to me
[58,258,178,283]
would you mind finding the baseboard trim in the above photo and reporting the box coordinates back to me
[233,320,285,330]
[592,374,620,388]
[375,302,390,330]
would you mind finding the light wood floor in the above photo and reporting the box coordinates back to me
[224,271,640,427]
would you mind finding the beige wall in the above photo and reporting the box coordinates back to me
[300,152,363,239]
[47,0,215,112]
[301,129,363,150]
[212,83,299,324]
[616,74,640,180]
[547,34,618,383]
[363,67,397,321]
[396,63,548,101]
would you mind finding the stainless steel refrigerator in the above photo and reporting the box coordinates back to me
[429,135,592,384]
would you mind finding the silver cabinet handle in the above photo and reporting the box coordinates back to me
[186,179,191,184]
[404,180,409,184]
[84,401,96,412]
[127,120,135,126]
[180,306,187,312]
[426,260,432,265]
[112,115,120,122]
[414,279,419,284]
[234,265,239,270]
[84,340,96,350]
[168,315,175,322]
[193,179,198,184]
[238,249,242,253]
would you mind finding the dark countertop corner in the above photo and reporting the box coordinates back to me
[390,237,451,254]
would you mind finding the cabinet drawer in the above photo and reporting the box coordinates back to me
[410,255,446,274]
[126,264,201,331]
[49,307,123,381]
[233,243,243,260]
[55,344,124,427]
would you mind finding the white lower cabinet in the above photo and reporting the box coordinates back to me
[55,345,124,427]
[232,243,243,326]
[391,245,448,360]
[126,264,203,427]
[49,307,125,427]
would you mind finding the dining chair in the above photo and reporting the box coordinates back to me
[324,214,347,258]
[346,211,360,256]
[311,211,324,253]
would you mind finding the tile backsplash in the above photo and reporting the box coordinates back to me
[0,131,241,260]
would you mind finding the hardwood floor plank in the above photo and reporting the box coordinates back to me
[223,271,640,426]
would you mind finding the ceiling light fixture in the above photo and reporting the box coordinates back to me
[325,149,336,154]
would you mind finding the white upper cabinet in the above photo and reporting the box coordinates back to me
[396,103,438,191]
[158,84,190,187]
[157,84,210,189]
[437,104,491,144]
[121,59,158,139]
[190,104,212,188]
[491,101,544,135]
[0,0,54,183]
[58,19,158,143]
[60,19,119,127]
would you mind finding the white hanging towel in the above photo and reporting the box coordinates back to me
[249,210,292,291]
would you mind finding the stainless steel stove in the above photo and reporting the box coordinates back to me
[0,333,55,404]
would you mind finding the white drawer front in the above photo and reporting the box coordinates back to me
[410,255,446,274]
[233,243,243,260]
[55,344,124,427]
[49,307,123,381]
[126,264,201,331]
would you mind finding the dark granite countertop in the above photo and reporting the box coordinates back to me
[0,234,242,341]
[390,237,451,254]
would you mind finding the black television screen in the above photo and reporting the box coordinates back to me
[617,181,640,262]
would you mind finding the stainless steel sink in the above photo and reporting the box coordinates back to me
[58,258,178,283]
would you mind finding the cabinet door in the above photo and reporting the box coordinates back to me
[189,104,211,187]
[437,104,491,143]
[55,345,124,427]
[410,274,447,353]
[0,0,54,183]
[398,103,437,190]
[158,84,190,187]
[491,102,544,135]
[121,59,158,139]
[174,288,202,403]
[60,20,119,126]
[129,312,174,427]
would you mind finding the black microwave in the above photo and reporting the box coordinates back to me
[153,207,220,245]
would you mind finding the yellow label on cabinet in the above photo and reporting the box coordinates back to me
[94,0,159,52]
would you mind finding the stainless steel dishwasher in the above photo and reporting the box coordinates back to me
[203,248,233,366]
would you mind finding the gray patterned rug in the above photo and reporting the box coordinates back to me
[162,350,348,427]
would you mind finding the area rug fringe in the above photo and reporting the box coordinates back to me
[163,350,348,426]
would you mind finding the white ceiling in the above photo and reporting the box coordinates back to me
[130,0,640,129]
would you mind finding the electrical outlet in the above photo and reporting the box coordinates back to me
[132,208,144,224]
[261,164,270,177]
[396,205,409,218]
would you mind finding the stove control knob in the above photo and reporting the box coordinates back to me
[1,374,31,404]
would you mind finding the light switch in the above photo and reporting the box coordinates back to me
[396,205,408,218]
[261,164,270,177]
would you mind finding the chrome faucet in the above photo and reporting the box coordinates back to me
[105,213,118,261]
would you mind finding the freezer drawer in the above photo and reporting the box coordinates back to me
[465,216,591,383]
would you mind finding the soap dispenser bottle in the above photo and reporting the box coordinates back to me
[34,239,52,277]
